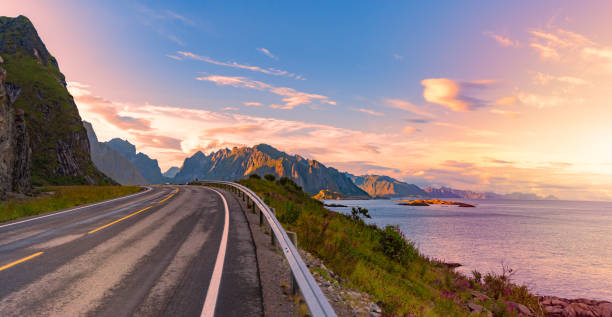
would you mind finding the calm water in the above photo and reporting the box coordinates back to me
[324,199,612,301]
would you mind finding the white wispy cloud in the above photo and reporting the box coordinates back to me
[165,10,194,26]
[177,51,304,79]
[351,107,384,117]
[257,47,278,60]
[166,54,183,61]
[196,75,335,109]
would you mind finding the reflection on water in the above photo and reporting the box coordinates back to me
[324,199,612,301]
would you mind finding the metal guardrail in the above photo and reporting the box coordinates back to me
[202,181,337,317]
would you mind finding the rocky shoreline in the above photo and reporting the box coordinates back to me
[538,296,612,317]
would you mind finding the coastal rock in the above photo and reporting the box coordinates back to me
[468,302,484,313]
[538,296,612,317]
[510,301,533,316]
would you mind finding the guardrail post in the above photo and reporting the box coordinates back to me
[286,231,299,295]
[259,208,264,227]
[270,208,276,247]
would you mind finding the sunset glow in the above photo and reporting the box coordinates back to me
[5,1,612,200]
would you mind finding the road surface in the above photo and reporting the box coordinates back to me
[0,185,263,317]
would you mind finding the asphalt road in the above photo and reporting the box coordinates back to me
[0,185,263,317]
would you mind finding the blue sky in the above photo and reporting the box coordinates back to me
[5,1,612,200]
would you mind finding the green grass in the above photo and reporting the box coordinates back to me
[226,177,543,316]
[0,186,141,223]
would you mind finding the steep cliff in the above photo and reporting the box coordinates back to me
[0,60,31,198]
[173,144,369,196]
[350,174,428,198]
[83,122,148,185]
[105,138,167,184]
[0,15,111,186]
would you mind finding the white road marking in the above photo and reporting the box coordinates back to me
[200,187,230,317]
[0,187,153,230]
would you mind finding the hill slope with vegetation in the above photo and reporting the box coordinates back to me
[239,176,544,316]
[0,15,111,186]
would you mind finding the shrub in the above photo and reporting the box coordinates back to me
[349,207,371,222]
[264,174,276,181]
[278,177,303,192]
[249,174,261,179]
[378,225,418,263]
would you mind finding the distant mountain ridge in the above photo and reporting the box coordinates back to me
[105,138,168,184]
[173,144,369,196]
[424,186,559,201]
[348,174,428,198]
[163,167,180,178]
[83,122,148,185]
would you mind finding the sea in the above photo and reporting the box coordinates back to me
[323,198,612,301]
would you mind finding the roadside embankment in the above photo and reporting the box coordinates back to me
[0,186,142,223]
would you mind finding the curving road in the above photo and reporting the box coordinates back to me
[0,185,263,317]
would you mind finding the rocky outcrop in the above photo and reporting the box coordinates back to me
[539,296,612,317]
[313,189,346,200]
[105,138,167,184]
[83,122,148,185]
[0,62,31,198]
[350,174,428,198]
[0,15,111,186]
[173,144,370,196]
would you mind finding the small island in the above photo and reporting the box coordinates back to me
[394,199,476,207]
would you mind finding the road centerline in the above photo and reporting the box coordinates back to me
[88,206,153,234]
[200,187,230,317]
[0,252,44,272]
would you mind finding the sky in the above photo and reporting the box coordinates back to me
[4,1,612,200]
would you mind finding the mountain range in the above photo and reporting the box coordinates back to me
[172,144,368,196]
[105,138,169,184]
[83,121,148,186]
[348,174,428,198]
[423,186,558,201]
[82,123,559,201]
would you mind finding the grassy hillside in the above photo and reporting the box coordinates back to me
[0,186,141,223]
[239,177,543,316]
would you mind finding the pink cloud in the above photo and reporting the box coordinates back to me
[402,126,420,134]
[490,109,520,118]
[484,32,519,47]
[421,78,492,111]
[68,84,152,131]
[243,102,263,107]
